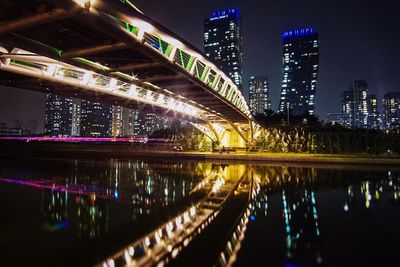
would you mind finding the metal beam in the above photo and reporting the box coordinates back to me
[1,33,63,59]
[62,42,127,58]
[162,84,196,91]
[0,7,78,36]
[110,62,163,72]
[141,74,182,83]
[226,121,249,144]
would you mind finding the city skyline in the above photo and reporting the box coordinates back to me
[0,0,399,132]
[0,1,400,265]
[134,0,400,115]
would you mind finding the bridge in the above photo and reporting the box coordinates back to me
[0,0,257,147]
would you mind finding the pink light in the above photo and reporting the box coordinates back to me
[0,136,172,143]
[0,178,113,199]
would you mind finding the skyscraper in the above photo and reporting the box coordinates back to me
[249,76,271,115]
[111,106,135,137]
[133,111,166,137]
[341,80,369,128]
[367,94,381,129]
[279,28,319,116]
[44,93,81,136]
[383,92,400,128]
[80,100,112,137]
[204,8,243,90]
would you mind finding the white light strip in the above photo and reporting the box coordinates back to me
[0,48,206,120]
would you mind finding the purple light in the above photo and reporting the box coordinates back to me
[0,178,114,199]
[0,136,172,143]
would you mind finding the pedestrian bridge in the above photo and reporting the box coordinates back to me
[0,0,257,147]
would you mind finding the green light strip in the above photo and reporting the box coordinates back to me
[55,48,63,57]
[158,38,163,53]
[195,64,200,77]
[112,71,135,81]
[124,22,137,34]
[200,66,208,81]
[179,49,185,68]
[165,44,173,57]
[74,57,110,72]
[186,56,194,71]
[211,75,219,89]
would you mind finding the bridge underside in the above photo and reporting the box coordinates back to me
[0,0,254,147]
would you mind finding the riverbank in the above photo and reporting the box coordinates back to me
[1,140,399,166]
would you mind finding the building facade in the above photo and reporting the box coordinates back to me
[111,106,135,137]
[367,94,381,129]
[204,8,243,90]
[341,80,369,128]
[383,92,400,128]
[279,28,319,116]
[80,100,112,137]
[133,111,167,137]
[45,93,81,136]
[249,75,271,115]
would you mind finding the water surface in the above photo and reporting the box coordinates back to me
[0,158,399,266]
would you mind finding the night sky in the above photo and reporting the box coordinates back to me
[1,0,399,132]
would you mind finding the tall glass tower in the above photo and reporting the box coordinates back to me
[111,106,136,137]
[249,75,271,115]
[80,100,112,137]
[341,80,369,128]
[383,92,400,128]
[279,28,319,116]
[204,8,243,91]
[44,93,80,136]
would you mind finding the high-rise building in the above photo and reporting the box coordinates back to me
[133,111,167,137]
[71,98,81,136]
[144,113,163,135]
[341,80,369,128]
[383,92,400,128]
[204,8,243,90]
[133,110,146,137]
[45,93,81,136]
[111,106,135,137]
[80,100,112,137]
[279,28,319,116]
[249,76,271,115]
[367,94,381,129]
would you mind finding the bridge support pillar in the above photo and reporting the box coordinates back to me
[192,122,252,149]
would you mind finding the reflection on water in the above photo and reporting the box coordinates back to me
[1,159,399,266]
[41,191,109,239]
[238,165,400,267]
[0,158,215,266]
[0,160,213,238]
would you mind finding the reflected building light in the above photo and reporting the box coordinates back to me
[343,203,349,212]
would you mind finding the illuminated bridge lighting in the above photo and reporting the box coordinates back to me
[0,48,206,120]
[98,171,240,267]
[0,136,170,143]
[0,0,256,147]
